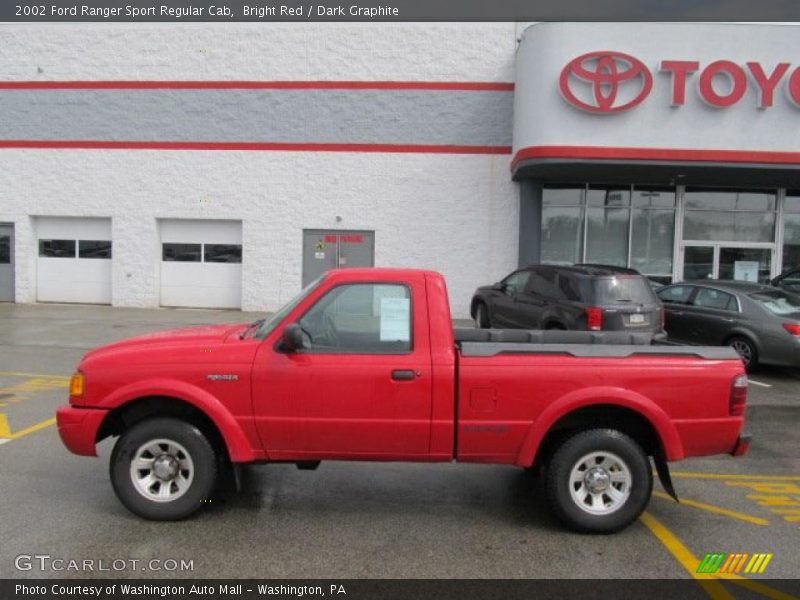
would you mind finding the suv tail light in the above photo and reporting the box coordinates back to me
[730,373,748,416]
[782,323,800,336]
[585,307,603,331]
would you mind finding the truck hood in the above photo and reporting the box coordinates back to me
[82,323,246,360]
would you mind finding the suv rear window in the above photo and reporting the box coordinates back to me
[593,276,655,305]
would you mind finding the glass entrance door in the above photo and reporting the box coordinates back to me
[683,246,714,280]
[681,245,773,283]
[718,247,772,283]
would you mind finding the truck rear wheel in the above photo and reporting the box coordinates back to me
[545,429,652,533]
[110,418,218,520]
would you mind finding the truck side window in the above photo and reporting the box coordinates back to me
[298,283,412,353]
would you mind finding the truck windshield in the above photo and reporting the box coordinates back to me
[254,275,326,340]
[593,276,655,305]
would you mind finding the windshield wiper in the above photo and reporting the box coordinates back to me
[239,319,266,339]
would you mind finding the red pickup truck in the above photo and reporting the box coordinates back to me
[57,268,750,533]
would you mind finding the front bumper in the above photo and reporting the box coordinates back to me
[56,405,109,457]
[731,432,752,457]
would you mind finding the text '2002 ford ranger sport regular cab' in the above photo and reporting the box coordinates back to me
[57,269,751,533]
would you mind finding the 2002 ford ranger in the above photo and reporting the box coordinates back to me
[56,268,751,533]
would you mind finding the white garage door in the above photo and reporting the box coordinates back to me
[36,217,112,304]
[160,219,242,309]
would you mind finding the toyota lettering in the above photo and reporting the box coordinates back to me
[559,51,800,113]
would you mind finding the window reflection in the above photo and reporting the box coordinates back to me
[162,243,201,262]
[78,240,112,259]
[39,239,76,258]
[204,244,242,263]
[683,188,776,243]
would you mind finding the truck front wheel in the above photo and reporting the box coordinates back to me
[110,418,218,520]
[545,429,652,533]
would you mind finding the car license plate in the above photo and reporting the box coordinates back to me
[629,314,646,324]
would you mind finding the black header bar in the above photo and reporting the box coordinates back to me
[4,579,800,600]
[4,0,800,22]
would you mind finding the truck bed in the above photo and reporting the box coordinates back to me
[453,328,739,360]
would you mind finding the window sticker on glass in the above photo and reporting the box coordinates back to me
[379,297,410,342]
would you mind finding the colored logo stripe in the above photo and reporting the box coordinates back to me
[697,553,726,573]
[696,553,773,574]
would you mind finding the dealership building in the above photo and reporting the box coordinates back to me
[1,22,799,315]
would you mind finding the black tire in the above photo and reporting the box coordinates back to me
[110,418,218,520]
[545,429,652,534]
[474,302,490,328]
[728,336,758,371]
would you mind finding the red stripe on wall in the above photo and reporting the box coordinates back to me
[512,145,800,169]
[0,140,513,155]
[0,80,515,91]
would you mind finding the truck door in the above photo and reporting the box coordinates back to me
[253,275,433,458]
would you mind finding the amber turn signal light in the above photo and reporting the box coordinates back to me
[69,372,85,398]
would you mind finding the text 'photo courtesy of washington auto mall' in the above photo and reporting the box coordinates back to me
[0,5,799,600]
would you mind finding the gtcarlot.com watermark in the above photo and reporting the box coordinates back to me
[15,554,194,573]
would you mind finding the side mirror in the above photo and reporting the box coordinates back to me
[281,323,305,353]
[491,282,506,292]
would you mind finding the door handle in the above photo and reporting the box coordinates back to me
[391,369,417,381]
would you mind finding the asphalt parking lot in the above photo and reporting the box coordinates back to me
[0,303,798,593]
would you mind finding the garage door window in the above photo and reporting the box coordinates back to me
[78,240,112,259]
[39,240,76,258]
[204,244,242,263]
[162,243,201,262]
[162,243,242,263]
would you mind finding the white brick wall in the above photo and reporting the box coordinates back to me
[0,23,517,81]
[0,24,520,316]
[0,150,518,315]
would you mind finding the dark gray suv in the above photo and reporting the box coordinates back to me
[470,265,664,334]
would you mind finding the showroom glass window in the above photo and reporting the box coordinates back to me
[540,185,675,282]
[541,186,584,265]
[783,192,800,270]
[586,186,630,268]
[683,188,776,242]
[631,187,675,281]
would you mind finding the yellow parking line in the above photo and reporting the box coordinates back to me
[641,512,796,600]
[670,471,800,482]
[0,414,57,441]
[640,511,735,600]
[0,371,70,381]
[653,490,770,526]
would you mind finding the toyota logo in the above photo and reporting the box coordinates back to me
[559,51,653,113]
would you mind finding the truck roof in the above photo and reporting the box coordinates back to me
[324,267,443,281]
